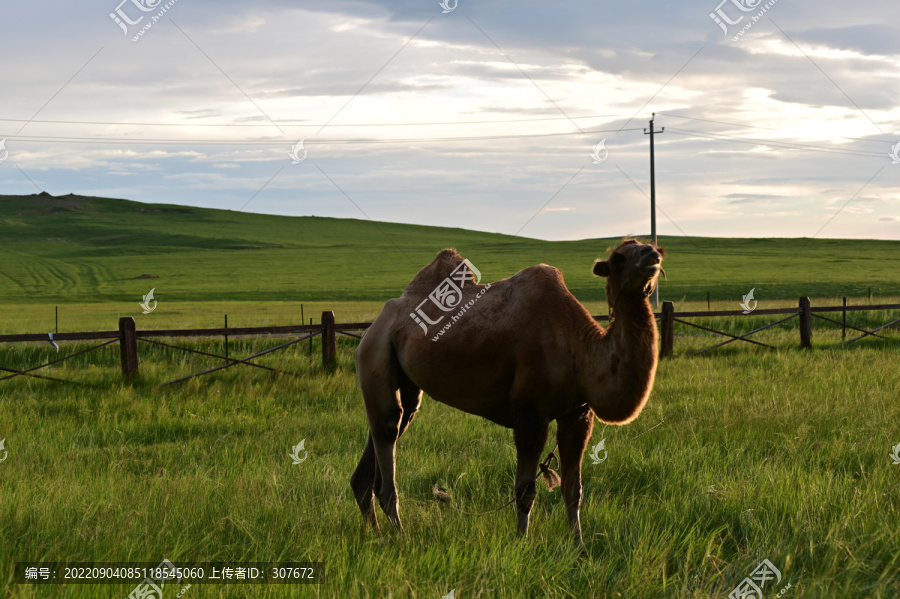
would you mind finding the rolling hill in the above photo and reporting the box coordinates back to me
[1,192,898,303]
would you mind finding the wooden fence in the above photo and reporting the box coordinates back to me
[658,298,900,357]
[0,299,898,385]
[0,311,366,386]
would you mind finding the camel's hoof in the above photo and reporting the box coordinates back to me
[388,519,404,535]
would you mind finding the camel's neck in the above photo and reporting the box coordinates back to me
[580,291,659,423]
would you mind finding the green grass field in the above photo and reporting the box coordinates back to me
[0,333,898,598]
[2,193,900,308]
[1,193,900,597]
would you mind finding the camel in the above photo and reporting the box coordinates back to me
[350,238,665,543]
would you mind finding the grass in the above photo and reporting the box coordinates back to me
[1,294,898,342]
[1,330,899,598]
[2,193,900,306]
[2,192,900,597]
[0,301,384,336]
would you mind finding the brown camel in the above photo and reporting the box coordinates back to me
[350,238,665,543]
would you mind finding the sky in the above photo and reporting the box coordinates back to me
[1,0,898,241]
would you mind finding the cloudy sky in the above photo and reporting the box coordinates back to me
[1,0,898,240]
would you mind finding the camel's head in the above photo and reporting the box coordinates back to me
[592,238,665,304]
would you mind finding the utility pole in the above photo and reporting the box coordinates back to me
[644,112,664,308]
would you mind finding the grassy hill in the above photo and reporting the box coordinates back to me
[1,192,899,304]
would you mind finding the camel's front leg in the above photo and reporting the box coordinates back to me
[556,406,594,546]
[512,409,549,537]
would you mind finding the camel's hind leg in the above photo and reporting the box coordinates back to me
[352,337,421,532]
[350,433,381,530]
[374,375,421,529]
[396,375,423,441]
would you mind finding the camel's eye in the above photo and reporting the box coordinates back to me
[610,252,626,269]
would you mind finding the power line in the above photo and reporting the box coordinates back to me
[665,128,885,158]
[2,112,891,152]
[0,124,887,157]
[1,127,886,156]
[0,114,629,128]
[0,127,644,146]
[659,112,894,145]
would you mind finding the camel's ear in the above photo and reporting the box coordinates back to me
[593,260,610,277]
[656,246,666,257]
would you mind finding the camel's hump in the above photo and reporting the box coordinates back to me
[402,251,567,298]
[402,248,467,294]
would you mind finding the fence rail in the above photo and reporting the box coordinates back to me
[657,298,900,356]
[1,299,898,385]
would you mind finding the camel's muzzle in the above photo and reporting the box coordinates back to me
[641,264,662,279]
[639,251,663,277]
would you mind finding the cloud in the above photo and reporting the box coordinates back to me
[839,205,874,214]
[794,24,900,56]
[726,193,785,205]
[0,0,897,241]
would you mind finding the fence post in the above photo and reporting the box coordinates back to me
[842,296,846,340]
[118,317,139,382]
[799,297,812,349]
[660,301,674,358]
[321,311,336,367]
